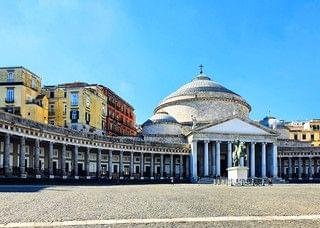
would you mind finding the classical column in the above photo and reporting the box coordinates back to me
[150,153,154,179]
[212,142,216,176]
[246,143,250,169]
[3,133,11,176]
[179,155,183,179]
[96,148,101,178]
[227,141,232,168]
[298,157,302,180]
[216,141,221,177]
[204,140,209,176]
[85,147,90,177]
[73,145,79,177]
[19,136,26,177]
[119,150,124,179]
[48,141,53,176]
[272,143,278,178]
[108,150,113,179]
[309,156,313,180]
[61,143,66,177]
[140,152,144,179]
[250,142,255,177]
[185,156,189,178]
[314,158,318,175]
[288,157,292,179]
[34,139,40,176]
[261,142,266,178]
[191,140,198,180]
[170,154,174,178]
[130,152,134,179]
[160,154,164,179]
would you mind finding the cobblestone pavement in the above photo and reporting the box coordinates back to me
[1,184,320,227]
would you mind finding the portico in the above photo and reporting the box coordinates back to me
[188,117,278,181]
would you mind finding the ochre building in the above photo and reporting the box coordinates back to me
[285,120,320,147]
[43,82,107,135]
[0,67,48,124]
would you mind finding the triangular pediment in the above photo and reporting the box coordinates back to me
[197,118,275,135]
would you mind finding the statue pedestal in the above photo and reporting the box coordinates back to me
[227,166,249,186]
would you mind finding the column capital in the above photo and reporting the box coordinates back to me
[251,142,256,145]
[204,140,210,144]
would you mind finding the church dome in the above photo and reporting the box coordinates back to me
[154,72,251,123]
[142,112,182,135]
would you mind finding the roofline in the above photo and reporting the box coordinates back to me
[100,85,135,110]
[0,66,42,80]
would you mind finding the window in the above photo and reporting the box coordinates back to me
[31,79,35,89]
[7,72,14,82]
[50,120,55,125]
[294,134,298,140]
[6,88,14,103]
[302,134,306,140]
[63,104,67,115]
[70,110,79,123]
[71,92,78,106]
[49,91,55,98]
[311,134,315,141]
[64,90,67,98]
[86,96,90,108]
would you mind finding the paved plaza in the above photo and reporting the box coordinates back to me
[1,184,320,227]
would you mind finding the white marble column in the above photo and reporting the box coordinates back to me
[185,156,189,178]
[150,153,154,179]
[191,140,198,180]
[61,143,66,177]
[73,145,79,178]
[261,142,266,178]
[227,141,232,168]
[179,155,183,179]
[170,154,174,178]
[250,142,255,177]
[108,150,113,179]
[19,136,26,177]
[119,150,124,179]
[34,139,40,176]
[85,147,90,178]
[215,141,221,177]
[130,152,134,179]
[48,141,53,176]
[272,143,278,178]
[298,157,302,180]
[288,157,292,179]
[96,148,101,178]
[140,153,144,179]
[204,140,209,176]
[212,142,216,177]
[308,156,313,180]
[3,133,10,176]
[160,154,164,179]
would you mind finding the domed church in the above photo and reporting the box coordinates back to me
[142,68,278,181]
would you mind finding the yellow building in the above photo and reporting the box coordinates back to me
[0,67,48,124]
[286,120,320,146]
[42,82,107,135]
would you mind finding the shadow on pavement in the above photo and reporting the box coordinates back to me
[0,185,47,193]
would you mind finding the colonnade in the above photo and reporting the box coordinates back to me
[279,156,320,180]
[191,140,278,180]
[0,133,189,180]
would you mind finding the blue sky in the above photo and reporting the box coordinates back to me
[1,0,319,124]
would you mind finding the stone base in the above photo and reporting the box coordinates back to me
[227,166,249,185]
[160,177,164,180]
[180,177,183,180]
[120,176,124,180]
[35,175,41,179]
[20,174,27,178]
[74,176,79,179]
[49,175,54,179]
[86,176,91,179]
[140,177,144,180]
[150,177,154,180]
[130,176,134,180]
[62,176,68,180]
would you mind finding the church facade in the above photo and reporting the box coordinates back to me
[0,70,319,182]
